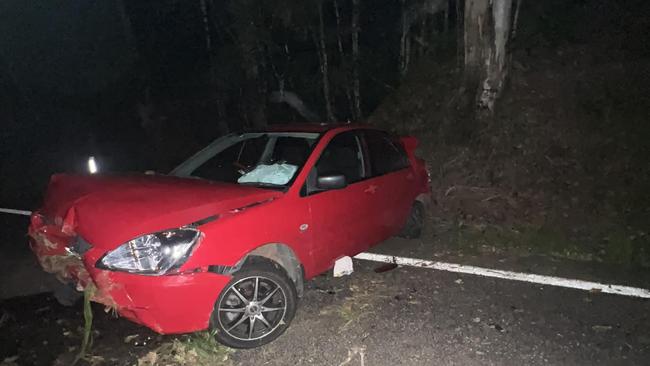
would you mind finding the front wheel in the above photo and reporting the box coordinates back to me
[210,259,297,348]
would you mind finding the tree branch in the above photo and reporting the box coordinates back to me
[269,90,321,122]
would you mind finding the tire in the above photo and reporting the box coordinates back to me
[398,201,424,239]
[210,258,298,348]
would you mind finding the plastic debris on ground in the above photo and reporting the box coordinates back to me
[333,256,354,277]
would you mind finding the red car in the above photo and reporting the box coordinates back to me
[28,124,430,348]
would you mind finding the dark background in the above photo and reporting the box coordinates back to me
[0,0,404,208]
[1,2,650,364]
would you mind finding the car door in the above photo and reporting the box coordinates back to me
[302,131,374,269]
[361,130,414,244]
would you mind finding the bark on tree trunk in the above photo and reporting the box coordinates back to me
[351,0,362,120]
[317,0,336,122]
[463,0,513,113]
[479,0,513,111]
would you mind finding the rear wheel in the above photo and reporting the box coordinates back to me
[210,259,297,348]
[398,201,424,239]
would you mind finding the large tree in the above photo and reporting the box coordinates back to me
[463,0,514,113]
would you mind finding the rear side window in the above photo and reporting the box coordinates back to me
[364,130,409,177]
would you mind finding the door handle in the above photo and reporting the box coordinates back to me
[364,184,378,194]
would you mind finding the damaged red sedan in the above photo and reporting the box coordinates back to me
[28,124,430,348]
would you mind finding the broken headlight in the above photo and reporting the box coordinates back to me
[97,228,201,275]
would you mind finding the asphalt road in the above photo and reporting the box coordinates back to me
[231,260,650,366]
[3,260,649,365]
[1,214,649,365]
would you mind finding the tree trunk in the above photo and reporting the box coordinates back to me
[399,0,411,77]
[333,0,355,120]
[443,3,449,33]
[456,0,463,67]
[232,2,267,129]
[116,0,137,58]
[200,0,226,134]
[416,17,428,58]
[351,0,362,120]
[215,91,229,135]
[400,0,449,77]
[463,0,513,113]
[199,0,212,55]
[479,0,513,111]
[317,0,335,122]
[511,0,522,40]
[463,0,490,90]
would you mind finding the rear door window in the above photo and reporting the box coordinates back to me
[363,130,409,177]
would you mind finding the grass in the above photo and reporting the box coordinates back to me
[72,285,96,366]
[317,282,378,330]
[446,221,650,268]
[138,331,233,366]
[338,284,377,330]
[182,331,233,362]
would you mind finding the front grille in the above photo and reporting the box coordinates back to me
[69,236,92,256]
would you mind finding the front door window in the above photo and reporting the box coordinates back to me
[305,131,365,195]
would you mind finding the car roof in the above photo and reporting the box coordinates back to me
[264,122,373,133]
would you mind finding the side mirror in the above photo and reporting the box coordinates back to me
[317,174,347,190]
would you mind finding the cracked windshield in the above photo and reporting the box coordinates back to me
[191,133,319,187]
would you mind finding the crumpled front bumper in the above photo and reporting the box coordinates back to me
[28,213,230,334]
[97,270,230,334]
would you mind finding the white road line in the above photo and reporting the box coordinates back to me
[0,208,32,216]
[354,252,650,299]
[2,205,647,299]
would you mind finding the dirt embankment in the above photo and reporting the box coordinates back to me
[369,2,650,266]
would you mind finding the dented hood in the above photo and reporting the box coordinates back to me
[41,173,282,249]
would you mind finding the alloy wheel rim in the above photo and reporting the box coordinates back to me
[217,276,287,341]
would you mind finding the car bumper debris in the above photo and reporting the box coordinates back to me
[28,212,229,334]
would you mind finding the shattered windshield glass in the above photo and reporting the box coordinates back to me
[182,132,319,188]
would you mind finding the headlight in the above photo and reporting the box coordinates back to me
[97,228,202,275]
